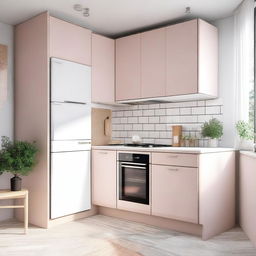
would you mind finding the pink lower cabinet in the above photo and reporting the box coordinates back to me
[239,152,256,247]
[152,165,198,223]
[92,150,117,208]
[151,151,235,240]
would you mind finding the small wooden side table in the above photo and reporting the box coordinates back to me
[0,189,28,234]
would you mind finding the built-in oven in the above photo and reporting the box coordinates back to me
[118,153,149,205]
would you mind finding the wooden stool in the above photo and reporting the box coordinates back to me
[0,189,28,234]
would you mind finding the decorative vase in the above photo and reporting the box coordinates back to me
[208,138,218,147]
[10,175,22,191]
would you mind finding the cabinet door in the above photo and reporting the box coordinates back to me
[141,28,166,98]
[92,150,117,208]
[92,34,115,103]
[166,20,198,96]
[152,165,198,223]
[116,34,141,101]
[50,16,91,65]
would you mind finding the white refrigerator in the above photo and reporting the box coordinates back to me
[50,58,91,219]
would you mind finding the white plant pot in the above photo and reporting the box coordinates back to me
[208,138,218,148]
[239,139,254,151]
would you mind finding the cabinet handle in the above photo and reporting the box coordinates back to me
[78,141,91,144]
[168,155,178,158]
[167,168,179,171]
[99,151,108,154]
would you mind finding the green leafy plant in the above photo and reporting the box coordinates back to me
[201,118,223,139]
[236,121,254,140]
[0,136,38,177]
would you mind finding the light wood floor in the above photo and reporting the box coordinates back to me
[0,215,255,256]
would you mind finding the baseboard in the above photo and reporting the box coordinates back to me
[98,206,202,237]
[48,206,99,228]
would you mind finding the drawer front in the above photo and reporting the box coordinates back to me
[152,165,198,223]
[152,152,198,167]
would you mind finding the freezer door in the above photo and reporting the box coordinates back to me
[51,150,91,219]
[51,58,91,103]
[51,102,91,141]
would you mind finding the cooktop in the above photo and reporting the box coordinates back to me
[108,143,172,148]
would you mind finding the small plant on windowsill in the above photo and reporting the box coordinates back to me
[236,121,254,150]
[0,136,38,191]
[201,118,223,147]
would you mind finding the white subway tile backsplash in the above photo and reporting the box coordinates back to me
[111,98,224,145]
[160,131,171,139]
[166,108,180,115]
[139,117,149,123]
[155,124,167,130]
[155,109,166,116]
[133,110,142,116]
[112,118,121,124]
[206,106,221,114]
[197,101,206,107]
[198,115,212,123]
[143,109,154,116]
[124,111,133,117]
[143,138,155,144]
[124,124,133,130]
[133,124,143,130]
[180,108,191,115]
[148,104,160,109]
[149,116,160,123]
[192,107,205,115]
[143,124,155,130]
[148,131,160,138]
[120,117,128,123]
[116,112,124,117]
[166,116,180,123]
[128,117,138,123]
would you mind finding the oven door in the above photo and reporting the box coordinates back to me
[119,162,149,205]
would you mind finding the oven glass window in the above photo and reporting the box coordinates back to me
[120,164,149,205]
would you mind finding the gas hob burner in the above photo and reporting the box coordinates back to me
[123,143,172,148]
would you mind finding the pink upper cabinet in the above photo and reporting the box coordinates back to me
[49,16,91,65]
[141,28,166,98]
[198,19,218,97]
[92,34,115,104]
[166,20,198,96]
[116,34,141,101]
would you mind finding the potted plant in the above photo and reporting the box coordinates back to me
[0,136,38,191]
[201,118,223,147]
[235,121,254,150]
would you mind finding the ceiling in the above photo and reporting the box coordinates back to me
[0,0,243,37]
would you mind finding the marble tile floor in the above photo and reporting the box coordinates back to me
[0,215,255,256]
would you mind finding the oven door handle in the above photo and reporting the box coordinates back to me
[121,165,147,170]
[120,162,146,166]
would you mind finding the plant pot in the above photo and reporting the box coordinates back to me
[238,139,254,151]
[10,175,22,191]
[208,138,218,147]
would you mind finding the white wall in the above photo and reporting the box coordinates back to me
[213,16,236,147]
[0,22,14,221]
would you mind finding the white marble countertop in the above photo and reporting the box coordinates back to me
[92,145,235,154]
[240,150,256,158]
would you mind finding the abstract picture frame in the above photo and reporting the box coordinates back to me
[0,44,8,107]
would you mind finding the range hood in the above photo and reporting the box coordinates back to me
[117,93,217,105]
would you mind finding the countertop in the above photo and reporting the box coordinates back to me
[240,150,256,158]
[92,145,235,154]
